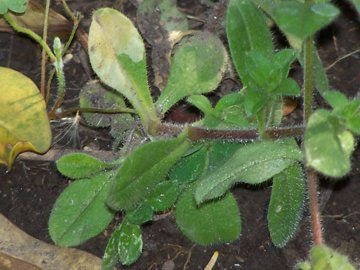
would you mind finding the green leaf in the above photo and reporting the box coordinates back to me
[175,185,241,245]
[245,51,282,91]
[274,49,296,78]
[207,142,243,174]
[295,245,356,270]
[56,153,114,179]
[106,131,190,211]
[102,221,142,268]
[323,90,349,110]
[226,0,274,87]
[169,146,208,184]
[195,139,303,203]
[204,92,251,128]
[187,95,213,114]
[146,181,181,211]
[136,0,188,90]
[305,110,354,178]
[49,173,114,247]
[126,203,153,225]
[349,0,360,14]
[268,163,305,247]
[273,78,301,97]
[0,67,51,169]
[272,2,339,41]
[156,33,227,114]
[88,8,158,129]
[0,0,27,14]
[243,88,269,115]
[341,99,360,134]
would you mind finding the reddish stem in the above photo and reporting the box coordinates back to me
[306,168,323,245]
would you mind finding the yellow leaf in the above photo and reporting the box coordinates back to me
[0,67,51,169]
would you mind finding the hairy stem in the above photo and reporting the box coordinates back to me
[303,34,323,245]
[307,168,323,245]
[155,122,304,141]
[40,0,51,98]
[50,107,136,120]
[3,14,56,62]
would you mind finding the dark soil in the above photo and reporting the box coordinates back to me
[0,0,359,269]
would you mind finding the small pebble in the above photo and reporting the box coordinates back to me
[162,260,175,270]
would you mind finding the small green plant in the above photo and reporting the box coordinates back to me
[26,0,358,269]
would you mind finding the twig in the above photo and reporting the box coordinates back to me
[326,48,360,71]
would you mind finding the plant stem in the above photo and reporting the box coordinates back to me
[303,37,314,123]
[303,33,323,245]
[3,14,56,63]
[40,0,51,98]
[155,122,304,141]
[307,168,323,245]
[49,107,137,119]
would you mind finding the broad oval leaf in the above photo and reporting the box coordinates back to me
[268,163,305,247]
[49,173,114,247]
[195,139,303,204]
[106,131,190,211]
[226,0,274,87]
[175,185,241,245]
[126,203,153,225]
[323,90,349,111]
[56,153,114,179]
[305,109,354,178]
[102,221,142,268]
[272,2,339,41]
[0,0,27,14]
[88,8,158,129]
[0,67,51,169]
[146,181,181,211]
[156,33,227,114]
[168,146,208,184]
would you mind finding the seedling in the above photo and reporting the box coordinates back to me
[1,0,358,269]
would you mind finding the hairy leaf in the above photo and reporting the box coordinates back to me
[56,153,114,179]
[187,95,213,114]
[0,67,51,169]
[88,8,158,129]
[272,2,339,41]
[156,33,227,114]
[323,90,349,111]
[195,139,303,203]
[295,245,356,270]
[126,203,153,225]
[49,173,114,247]
[305,109,354,178]
[137,0,188,90]
[204,92,252,128]
[175,185,241,245]
[106,132,190,211]
[169,146,208,184]
[0,0,27,14]
[268,163,305,247]
[102,221,142,268]
[226,0,273,87]
[146,181,181,211]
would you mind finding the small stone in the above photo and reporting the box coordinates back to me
[162,260,175,270]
